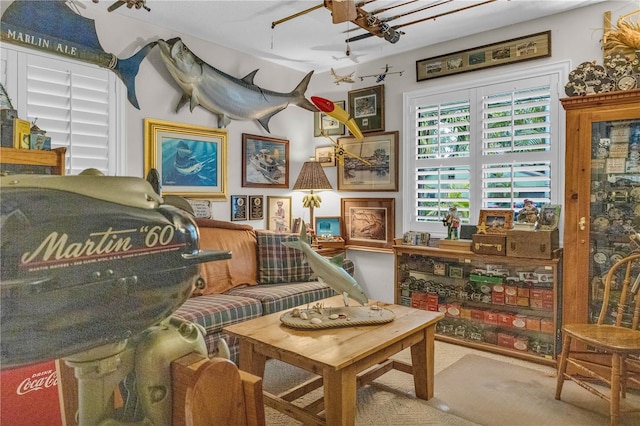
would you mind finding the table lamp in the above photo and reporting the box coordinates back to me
[292,159,332,230]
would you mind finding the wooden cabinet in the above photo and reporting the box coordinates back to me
[0,147,66,175]
[393,242,562,366]
[561,90,640,327]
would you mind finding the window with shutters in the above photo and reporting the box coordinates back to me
[404,64,567,236]
[1,45,123,176]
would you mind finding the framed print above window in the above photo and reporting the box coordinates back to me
[348,85,385,134]
[341,197,395,249]
[337,131,398,191]
[267,196,292,232]
[314,100,345,137]
[144,118,228,199]
[242,134,289,188]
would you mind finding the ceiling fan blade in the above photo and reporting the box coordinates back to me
[330,0,357,24]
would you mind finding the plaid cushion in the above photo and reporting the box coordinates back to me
[203,332,240,364]
[256,230,313,284]
[174,294,262,335]
[226,281,337,315]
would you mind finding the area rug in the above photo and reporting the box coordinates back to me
[262,352,640,425]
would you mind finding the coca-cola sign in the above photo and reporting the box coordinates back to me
[16,368,58,395]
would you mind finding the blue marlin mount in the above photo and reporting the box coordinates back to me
[156,37,318,133]
[1,0,155,109]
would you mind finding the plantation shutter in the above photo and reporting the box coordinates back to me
[1,45,121,176]
[405,66,563,236]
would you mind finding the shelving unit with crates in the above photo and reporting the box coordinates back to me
[393,241,562,366]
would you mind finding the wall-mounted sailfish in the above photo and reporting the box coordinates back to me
[1,0,155,109]
[156,37,318,133]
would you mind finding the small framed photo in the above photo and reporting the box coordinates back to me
[315,216,342,238]
[478,209,514,234]
[267,196,292,232]
[433,262,447,276]
[537,204,561,231]
[449,266,464,279]
[341,197,395,249]
[348,85,385,134]
[230,195,248,221]
[315,146,336,167]
[242,134,289,188]
[314,100,345,137]
[249,195,264,220]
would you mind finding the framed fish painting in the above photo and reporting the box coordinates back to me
[144,118,228,199]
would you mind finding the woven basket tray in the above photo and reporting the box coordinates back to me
[280,305,395,329]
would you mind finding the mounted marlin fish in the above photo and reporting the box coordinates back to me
[156,37,318,132]
[1,0,155,109]
[282,222,368,307]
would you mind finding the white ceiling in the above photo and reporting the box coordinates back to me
[94,0,605,73]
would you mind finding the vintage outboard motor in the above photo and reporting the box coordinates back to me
[0,174,229,425]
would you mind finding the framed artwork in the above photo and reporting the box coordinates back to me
[143,118,228,199]
[315,146,336,167]
[478,209,514,234]
[341,198,395,249]
[242,134,289,188]
[315,216,342,238]
[249,195,264,220]
[230,195,248,221]
[348,85,385,134]
[314,100,345,137]
[416,31,551,82]
[538,204,561,231]
[267,196,292,232]
[337,131,398,191]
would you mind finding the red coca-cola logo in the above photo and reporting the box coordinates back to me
[16,370,58,395]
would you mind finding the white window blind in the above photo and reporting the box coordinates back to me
[1,45,122,175]
[405,64,565,236]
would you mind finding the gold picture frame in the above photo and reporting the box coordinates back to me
[478,209,514,234]
[267,196,292,232]
[144,118,228,199]
[416,31,551,82]
[315,146,336,167]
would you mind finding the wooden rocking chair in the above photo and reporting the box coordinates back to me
[555,252,640,425]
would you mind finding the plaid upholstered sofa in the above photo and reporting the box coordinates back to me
[173,219,353,364]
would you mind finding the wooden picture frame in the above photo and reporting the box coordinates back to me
[314,100,345,137]
[230,195,248,221]
[315,146,336,167]
[315,216,342,238]
[341,197,395,249]
[337,131,398,191]
[416,31,551,82]
[537,204,561,231]
[242,134,289,188]
[144,118,228,199]
[249,195,264,220]
[478,209,514,234]
[348,85,385,134]
[267,196,292,232]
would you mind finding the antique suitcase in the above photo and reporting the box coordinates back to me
[506,229,559,259]
[438,238,472,251]
[471,234,506,256]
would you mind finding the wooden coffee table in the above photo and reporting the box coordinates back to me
[224,296,443,426]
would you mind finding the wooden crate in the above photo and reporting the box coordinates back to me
[506,229,559,259]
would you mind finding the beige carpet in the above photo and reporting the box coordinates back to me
[262,345,640,425]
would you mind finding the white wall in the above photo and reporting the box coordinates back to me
[11,2,632,303]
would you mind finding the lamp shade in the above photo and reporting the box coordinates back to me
[292,161,332,191]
